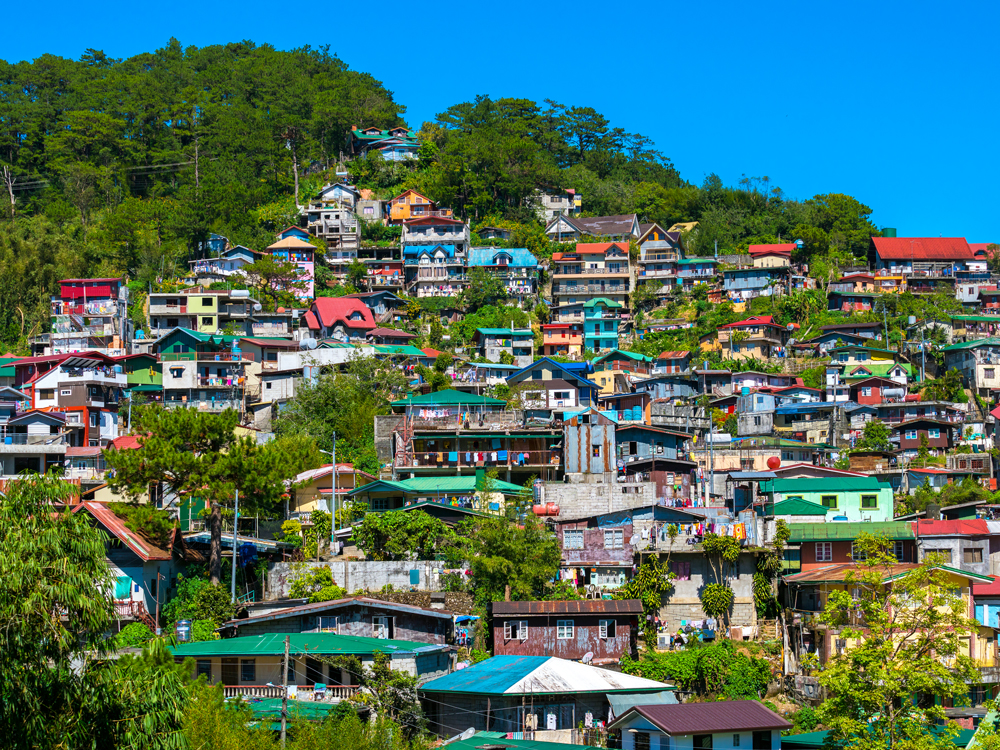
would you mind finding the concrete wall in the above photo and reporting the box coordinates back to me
[374,414,406,464]
[654,551,757,631]
[918,537,991,577]
[267,561,444,600]
[538,477,658,521]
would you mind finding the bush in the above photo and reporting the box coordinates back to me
[192,619,219,642]
[700,583,735,618]
[791,705,819,734]
[114,622,155,649]
[161,574,237,627]
[621,640,771,699]
[288,566,346,603]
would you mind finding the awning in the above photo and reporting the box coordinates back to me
[607,690,677,719]
[126,384,162,392]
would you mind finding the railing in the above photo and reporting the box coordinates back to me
[197,376,239,387]
[638,270,677,278]
[553,284,627,294]
[149,304,188,313]
[223,685,287,699]
[406,413,524,430]
[113,599,151,621]
[552,267,629,276]
[0,433,65,446]
[407,449,561,470]
[51,302,119,316]
[161,352,255,363]
[164,399,243,411]
[64,465,106,480]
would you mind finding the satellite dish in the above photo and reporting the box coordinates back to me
[254,303,263,312]
[299,338,318,350]
[582,652,594,665]
[460,728,476,741]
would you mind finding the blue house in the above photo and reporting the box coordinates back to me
[722,268,784,298]
[615,425,697,498]
[506,358,600,418]
[674,258,717,288]
[633,375,697,400]
[467,247,539,298]
[583,298,623,352]
[276,225,312,242]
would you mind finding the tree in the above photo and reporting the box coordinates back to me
[345,259,368,289]
[615,555,674,649]
[0,475,187,748]
[104,407,318,583]
[288,566,347,603]
[631,281,660,313]
[238,254,307,312]
[461,266,508,312]
[353,510,457,561]
[817,534,979,750]
[922,367,965,402]
[700,533,741,626]
[428,317,444,347]
[857,420,893,451]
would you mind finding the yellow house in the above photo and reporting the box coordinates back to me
[187,294,219,333]
[389,189,446,224]
[288,463,376,519]
[590,350,654,395]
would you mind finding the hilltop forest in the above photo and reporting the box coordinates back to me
[0,39,879,348]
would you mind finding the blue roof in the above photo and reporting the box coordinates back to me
[507,357,599,389]
[422,656,550,695]
[468,247,538,268]
[775,402,850,414]
[403,244,456,258]
[564,409,619,423]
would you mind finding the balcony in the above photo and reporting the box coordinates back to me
[554,284,628,295]
[149,303,188,314]
[161,352,255,363]
[553,267,629,276]
[405,449,561,471]
[638,269,677,278]
[164,398,243,411]
[197,376,240,388]
[0,432,66,451]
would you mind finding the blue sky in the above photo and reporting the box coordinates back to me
[5,0,998,241]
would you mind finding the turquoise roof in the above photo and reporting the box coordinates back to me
[346,476,529,498]
[392,390,506,407]
[467,247,538,268]
[171,632,444,657]
[476,328,533,337]
[373,344,426,356]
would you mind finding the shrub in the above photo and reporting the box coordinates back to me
[700,583,735,618]
[114,622,155,649]
[108,502,174,548]
[288,566,346,603]
[192,619,219,642]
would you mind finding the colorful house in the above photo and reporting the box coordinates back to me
[583,297,623,352]
[718,315,791,360]
[388,189,441,224]
[541,323,584,357]
[761,476,893,522]
[466,247,539,299]
[303,298,376,342]
[264,236,315,299]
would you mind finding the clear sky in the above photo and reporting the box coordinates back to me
[5,0,998,241]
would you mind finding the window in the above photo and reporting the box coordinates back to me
[861,495,878,509]
[816,542,833,562]
[503,620,528,640]
[987,369,996,380]
[196,659,212,681]
[929,428,940,439]
[554,391,570,400]
[926,548,953,563]
[60,389,72,396]
[221,658,238,685]
[531,369,543,379]
[734,735,741,747]
[39,389,54,400]
[851,542,868,561]
[821,495,838,509]
[671,561,691,580]
[893,541,908,561]
[201,298,212,307]
[599,619,616,639]
[556,620,574,639]
[240,659,256,682]
[592,445,601,457]
[861,387,872,397]
[693,735,713,750]
[752,731,772,750]
[905,430,918,440]
[90,412,100,428]
[317,616,338,633]
[372,616,392,639]
[564,530,584,549]
[201,317,213,326]
[604,529,624,549]
[965,548,984,564]
[265,382,272,390]
[633,733,650,750]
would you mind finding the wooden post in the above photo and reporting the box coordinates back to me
[486,697,491,731]
[281,635,290,747]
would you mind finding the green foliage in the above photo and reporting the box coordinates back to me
[615,555,674,649]
[288,566,347,603]
[791,705,819,734]
[161,573,237,628]
[353,510,458,562]
[699,582,735,618]
[114,622,156,649]
[621,640,772,699]
[108,501,175,548]
[302,510,332,559]
[856,420,893,452]
[191,619,219,642]
[921,367,966,403]
[239,254,307,311]
[461,266,509,312]
[543,580,584,601]
[817,534,980,750]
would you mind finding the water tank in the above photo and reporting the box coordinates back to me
[230,289,250,299]
[175,620,192,642]
[882,228,898,238]
[741,386,750,396]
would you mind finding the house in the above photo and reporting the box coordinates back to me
[344,475,528,516]
[150,328,253,413]
[492,600,641,664]
[942,338,1000,396]
[634,375,698,401]
[0,399,67,478]
[388,189,441,224]
[264,236,315,299]
[550,242,633,315]
[583,298,624,352]
[717,315,791,361]
[673,258,717,289]
[761,476,893,522]
[45,278,125,357]
[419,655,670,736]
[912,519,992,577]
[541,323,584,357]
[220,596,457,644]
[402,216,470,255]
[722,267,787,302]
[467,247,539,299]
[653,351,691,376]
[477,226,511,240]
[869,236,982,276]
[611,700,791,750]
[615,424,696,499]
[350,125,420,161]
[171,632,450,687]
[343,291,407,326]
[637,225,684,282]
[506,358,601,418]
[536,189,582,222]
[303,298,376,341]
[316,182,361,207]
[146,288,259,337]
[544,213,639,242]
[600,392,651,425]
[302,202,358,255]
[188,245,258,282]
[590,350,654,395]
[749,242,795,268]
[785,521,917,574]
[403,244,468,299]
[356,198,384,222]
[365,328,417,346]
[848,376,906,404]
[75,500,202,632]
[892,418,956,457]
[286,464,376,519]
[473,328,535,367]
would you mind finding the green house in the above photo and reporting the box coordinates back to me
[761,476,893,522]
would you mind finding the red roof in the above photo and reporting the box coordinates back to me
[552,242,629,260]
[403,215,464,226]
[657,350,690,359]
[969,243,994,255]
[421,348,444,357]
[748,243,795,256]
[108,435,142,451]
[613,701,791,734]
[872,237,974,261]
[914,519,989,536]
[307,298,375,331]
[719,315,782,330]
[59,278,123,284]
[974,575,1000,597]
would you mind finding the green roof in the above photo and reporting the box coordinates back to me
[0,357,22,377]
[941,337,1000,351]
[373,344,426,356]
[248,698,338,729]
[787,521,915,543]
[768,498,829,516]
[391,390,506,407]
[593,349,654,364]
[951,315,1000,323]
[170,632,445,658]
[126,384,163,392]
[782,728,976,750]
[843,362,915,379]
[582,297,623,309]
[347,476,529,498]
[764,476,889,493]
[445,733,596,750]
[475,328,533,336]
[675,258,717,265]
[828,345,899,355]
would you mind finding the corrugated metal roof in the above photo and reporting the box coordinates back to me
[914,519,990,536]
[222,596,456,629]
[607,690,677,718]
[346,476,529,497]
[391,390,506,406]
[444,733,584,750]
[787,521,914,542]
[872,236,973,260]
[612,700,791,734]
[769,498,828,516]
[467,246,539,268]
[420,655,669,696]
[171,632,446,658]
[492,599,642,616]
[765,476,887,493]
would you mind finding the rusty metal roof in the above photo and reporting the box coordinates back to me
[611,700,791,734]
[492,600,642,616]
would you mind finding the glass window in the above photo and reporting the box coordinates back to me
[634,733,650,750]
[753,731,772,750]
[965,548,984,564]
[196,659,212,681]
[734,735,742,747]
[905,430,918,440]
[925,548,953,563]
[861,495,878,509]
[564,530,584,549]
[929,429,940,439]
[240,659,256,683]
[851,543,867,561]
[821,495,838,509]
[604,529,624,549]
[693,735,713,750]
[556,620,574,639]
[816,542,833,562]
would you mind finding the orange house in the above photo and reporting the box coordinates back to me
[389,190,450,224]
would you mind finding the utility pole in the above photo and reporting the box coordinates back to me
[154,572,164,636]
[331,431,337,555]
[280,634,290,747]
[230,489,239,603]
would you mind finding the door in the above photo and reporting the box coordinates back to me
[221,658,238,685]
[306,658,324,685]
